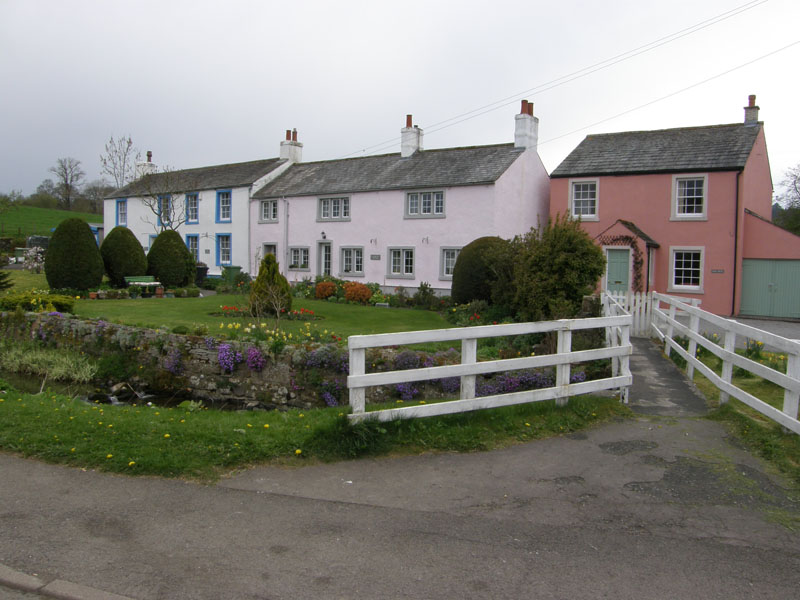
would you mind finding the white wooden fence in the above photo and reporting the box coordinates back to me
[605,291,701,337]
[347,315,633,423]
[651,292,800,435]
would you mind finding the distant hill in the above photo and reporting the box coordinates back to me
[0,205,102,238]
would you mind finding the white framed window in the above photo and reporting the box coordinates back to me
[216,234,232,266]
[260,200,278,222]
[289,247,309,270]
[186,193,199,224]
[157,195,172,227]
[570,180,598,220]
[406,191,445,218]
[116,199,127,227]
[319,197,350,221]
[216,190,232,223]
[440,247,461,280]
[340,247,364,276]
[669,246,704,293]
[671,175,707,220]
[186,235,199,262]
[388,247,415,278]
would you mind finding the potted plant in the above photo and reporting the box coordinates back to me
[155,286,165,298]
[128,285,142,299]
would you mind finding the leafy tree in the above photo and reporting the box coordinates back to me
[250,253,292,326]
[100,226,147,287]
[146,229,195,287]
[49,157,85,210]
[512,213,606,321]
[100,135,141,189]
[44,218,104,290]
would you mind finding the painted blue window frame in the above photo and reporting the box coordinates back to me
[185,234,200,263]
[216,233,232,266]
[115,199,127,227]
[148,234,158,251]
[215,189,232,223]
[185,193,199,224]
[157,195,172,227]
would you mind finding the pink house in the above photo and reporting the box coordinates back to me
[550,96,800,318]
[251,102,550,294]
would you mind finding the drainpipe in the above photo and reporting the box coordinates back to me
[731,172,741,316]
[283,198,289,278]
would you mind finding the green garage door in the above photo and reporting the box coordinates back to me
[740,259,800,318]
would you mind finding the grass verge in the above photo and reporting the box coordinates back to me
[0,382,630,482]
[670,352,800,488]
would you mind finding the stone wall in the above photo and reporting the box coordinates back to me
[0,311,348,410]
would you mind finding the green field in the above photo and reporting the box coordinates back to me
[0,205,102,238]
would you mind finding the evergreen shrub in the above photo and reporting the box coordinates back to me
[250,253,292,317]
[146,230,195,287]
[100,226,147,287]
[44,218,104,290]
[451,236,511,306]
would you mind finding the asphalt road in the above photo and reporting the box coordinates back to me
[1,338,798,599]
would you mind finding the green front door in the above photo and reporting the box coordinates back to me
[606,248,630,294]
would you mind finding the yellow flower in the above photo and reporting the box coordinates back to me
[263,423,269,428]
[106,454,113,459]
[298,413,304,418]
[525,422,531,427]
[164,433,170,438]
[70,448,75,452]
[219,323,224,329]
[128,461,136,467]
[295,449,302,455]
[247,423,252,428]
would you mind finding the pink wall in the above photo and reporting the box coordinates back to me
[551,171,743,314]
[743,212,800,259]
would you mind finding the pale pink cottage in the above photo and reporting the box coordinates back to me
[251,101,550,294]
[550,96,800,318]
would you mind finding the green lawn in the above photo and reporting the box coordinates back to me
[73,295,451,339]
[0,205,101,238]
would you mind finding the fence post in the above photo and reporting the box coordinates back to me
[719,329,736,405]
[619,321,631,404]
[665,303,677,357]
[784,351,800,423]
[686,310,700,379]
[556,325,572,407]
[348,347,366,415]
[460,337,477,400]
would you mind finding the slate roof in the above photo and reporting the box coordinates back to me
[252,144,524,199]
[551,123,761,178]
[105,158,286,198]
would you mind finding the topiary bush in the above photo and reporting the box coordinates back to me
[44,218,104,291]
[250,253,292,318]
[100,226,147,287]
[451,236,512,306]
[146,230,195,288]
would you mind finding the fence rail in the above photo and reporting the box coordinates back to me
[347,315,633,423]
[651,292,800,434]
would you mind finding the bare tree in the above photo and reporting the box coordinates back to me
[138,167,195,233]
[774,164,800,235]
[49,157,85,210]
[100,135,141,189]
[81,179,116,214]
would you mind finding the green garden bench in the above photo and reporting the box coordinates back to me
[124,276,161,288]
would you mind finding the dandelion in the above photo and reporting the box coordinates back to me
[525,423,531,427]
[263,424,269,428]
[247,423,252,428]
[128,461,136,466]
[164,433,170,438]
[295,449,302,455]
[106,454,113,459]
[70,448,75,452]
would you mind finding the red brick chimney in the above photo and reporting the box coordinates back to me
[744,94,760,125]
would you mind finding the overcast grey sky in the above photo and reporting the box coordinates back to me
[1,0,798,196]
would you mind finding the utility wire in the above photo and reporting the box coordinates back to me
[539,38,800,146]
[337,0,768,159]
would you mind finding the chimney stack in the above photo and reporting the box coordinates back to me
[514,99,539,150]
[280,128,303,163]
[401,114,423,158]
[744,94,760,125]
[135,150,157,178]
